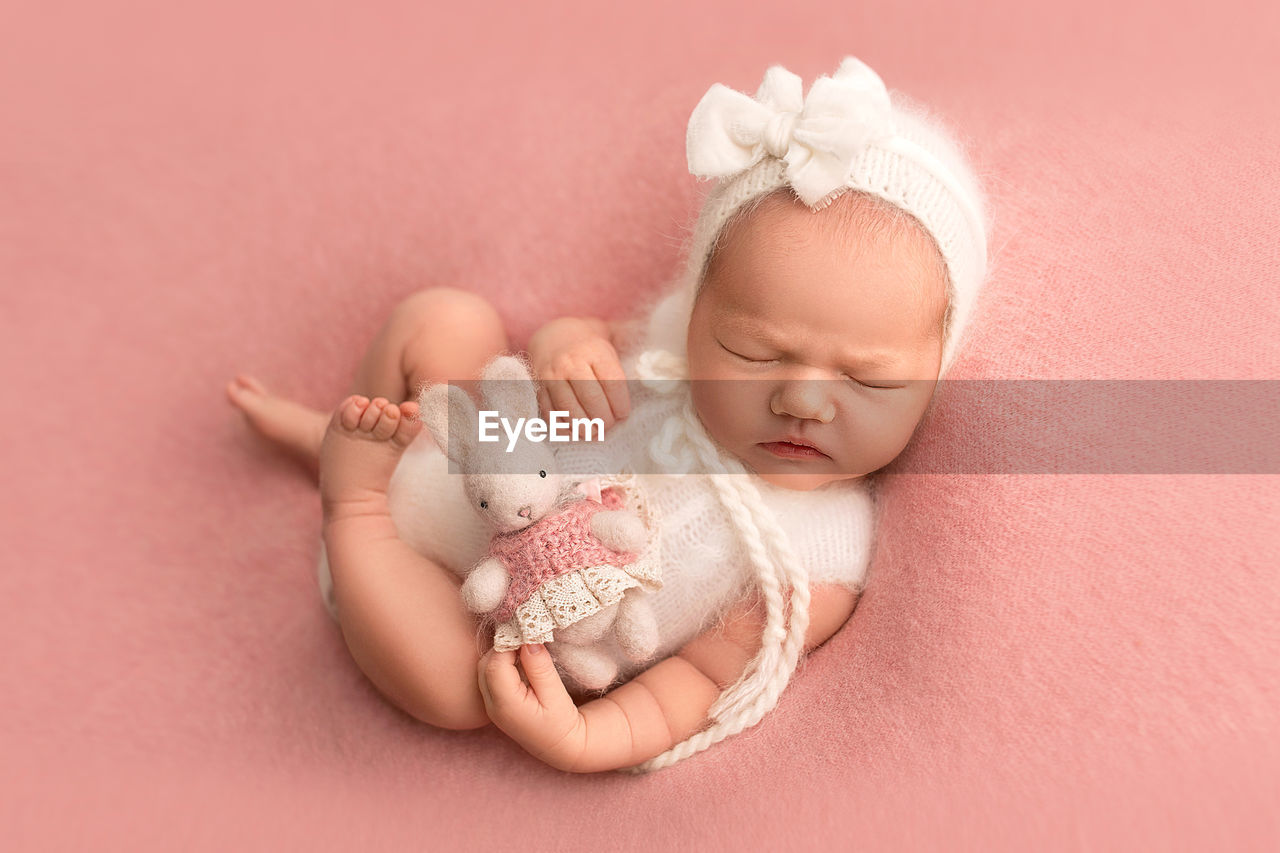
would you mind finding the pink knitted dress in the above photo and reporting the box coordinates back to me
[485,486,663,652]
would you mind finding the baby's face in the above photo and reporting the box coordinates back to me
[686,190,947,490]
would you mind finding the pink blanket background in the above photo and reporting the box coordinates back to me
[4,0,1277,848]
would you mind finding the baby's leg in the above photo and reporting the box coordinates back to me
[227,286,508,474]
[320,395,498,730]
[235,287,508,730]
[320,289,508,731]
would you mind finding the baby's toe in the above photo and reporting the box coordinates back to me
[371,403,400,440]
[357,397,389,432]
[391,405,423,447]
[337,395,371,431]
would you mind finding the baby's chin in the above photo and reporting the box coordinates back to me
[751,470,866,491]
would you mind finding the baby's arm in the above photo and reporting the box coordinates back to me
[567,582,859,773]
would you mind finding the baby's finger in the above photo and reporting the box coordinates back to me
[536,386,554,421]
[591,358,631,422]
[568,377,615,429]
[519,644,575,713]
[480,648,533,713]
[546,378,589,423]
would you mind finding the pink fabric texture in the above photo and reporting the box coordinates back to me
[489,487,634,624]
[3,0,1277,849]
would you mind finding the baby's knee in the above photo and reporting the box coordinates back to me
[392,287,506,343]
[395,287,509,390]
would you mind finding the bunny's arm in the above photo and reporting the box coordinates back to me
[589,510,648,553]
[566,582,858,773]
[460,556,510,614]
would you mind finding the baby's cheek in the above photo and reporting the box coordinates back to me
[691,379,751,443]
[850,397,929,467]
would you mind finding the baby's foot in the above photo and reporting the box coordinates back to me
[318,395,422,518]
[226,375,328,464]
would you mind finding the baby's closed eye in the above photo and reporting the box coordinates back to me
[840,373,904,390]
[716,336,778,363]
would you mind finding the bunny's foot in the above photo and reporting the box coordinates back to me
[614,593,660,664]
[551,643,620,693]
[318,395,422,519]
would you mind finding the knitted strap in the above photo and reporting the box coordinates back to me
[621,394,812,774]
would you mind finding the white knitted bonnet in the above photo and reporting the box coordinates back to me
[620,57,990,775]
[640,54,989,380]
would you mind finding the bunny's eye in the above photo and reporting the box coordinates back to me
[539,470,547,478]
[479,500,488,509]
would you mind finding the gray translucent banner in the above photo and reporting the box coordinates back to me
[427,379,1279,475]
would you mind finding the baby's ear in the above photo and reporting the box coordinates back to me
[479,355,540,422]
[418,383,479,465]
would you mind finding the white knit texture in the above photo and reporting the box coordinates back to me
[552,379,875,689]
[568,348,873,773]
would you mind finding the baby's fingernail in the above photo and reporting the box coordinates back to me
[526,644,545,656]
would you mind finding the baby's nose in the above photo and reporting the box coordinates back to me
[772,379,836,422]
[517,505,532,519]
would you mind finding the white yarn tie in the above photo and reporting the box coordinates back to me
[620,357,813,775]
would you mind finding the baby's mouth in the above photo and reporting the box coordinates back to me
[757,438,830,461]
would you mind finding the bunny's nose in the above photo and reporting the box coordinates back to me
[517,506,532,519]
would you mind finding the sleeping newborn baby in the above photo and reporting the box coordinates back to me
[226,56,989,774]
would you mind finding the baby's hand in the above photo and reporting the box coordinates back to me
[528,317,630,431]
[478,643,588,772]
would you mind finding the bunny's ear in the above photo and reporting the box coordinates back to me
[418,383,479,464]
[479,355,540,421]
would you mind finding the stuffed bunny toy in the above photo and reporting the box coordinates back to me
[419,355,662,693]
